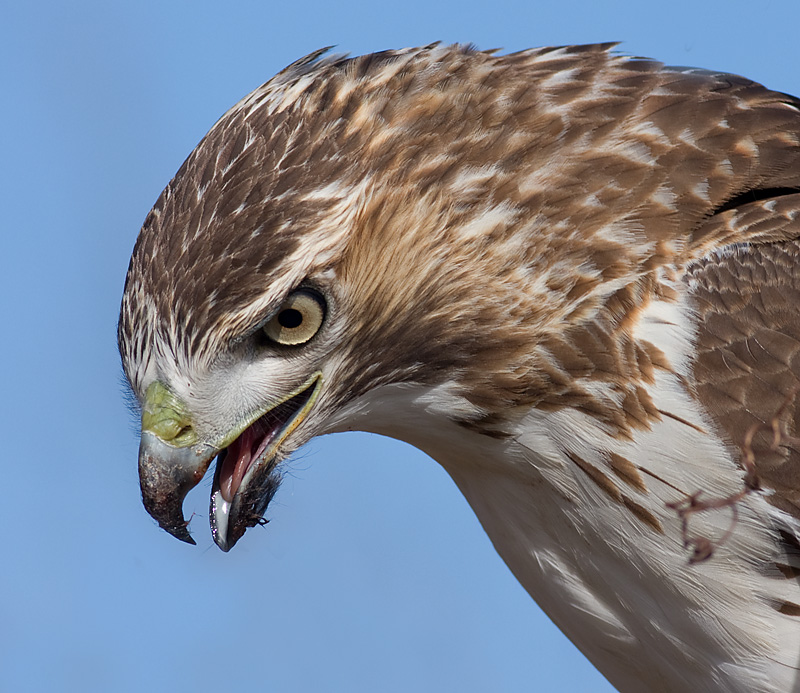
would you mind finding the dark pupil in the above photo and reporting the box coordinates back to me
[278,308,303,329]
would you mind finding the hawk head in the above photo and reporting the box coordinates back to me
[119,43,800,551]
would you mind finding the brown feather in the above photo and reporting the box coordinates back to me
[689,240,800,522]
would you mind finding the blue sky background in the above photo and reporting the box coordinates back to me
[3,1,799,691]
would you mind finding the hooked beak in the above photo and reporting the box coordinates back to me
[137,380,214,544]
[136,375,322,550]
[138,432,216,544]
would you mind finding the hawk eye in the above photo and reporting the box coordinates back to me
[262,290,325,346]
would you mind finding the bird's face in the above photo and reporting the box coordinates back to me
[123,176,527,550]
[135,278,336,550]
[119,113,513,551]
[122,179,512,549]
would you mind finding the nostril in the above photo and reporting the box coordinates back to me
[172,424,197,446]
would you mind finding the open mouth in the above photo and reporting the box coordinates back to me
[210,373,321,550]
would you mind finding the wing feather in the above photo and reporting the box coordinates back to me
[688,237,800,521]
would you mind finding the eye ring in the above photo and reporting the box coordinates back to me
[262,289,326,346]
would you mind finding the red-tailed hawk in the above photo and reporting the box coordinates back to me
[119,44,800,691]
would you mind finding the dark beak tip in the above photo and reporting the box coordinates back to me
[138,432,215,546]
[142,503,197,545]
[167,525,197,545]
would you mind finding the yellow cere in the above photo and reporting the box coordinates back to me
[141,381,198,447]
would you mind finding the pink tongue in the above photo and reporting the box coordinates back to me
[219,427,257,503]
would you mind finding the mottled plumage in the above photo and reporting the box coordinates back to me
[119,44,800,691]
